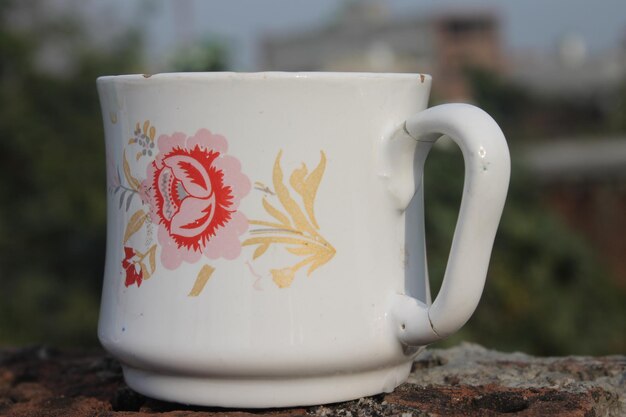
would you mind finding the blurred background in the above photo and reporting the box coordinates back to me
[1,0,625,355]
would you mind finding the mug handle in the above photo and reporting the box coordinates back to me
[382,103,510,345]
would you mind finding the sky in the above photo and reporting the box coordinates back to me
[74,0,626,71]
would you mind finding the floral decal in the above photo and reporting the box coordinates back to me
[121,245,156,287]
[109,120,335,294]
[122,247,143,287]
[110,120,250,295]
[243,151,335,288]
[145,129,250,269]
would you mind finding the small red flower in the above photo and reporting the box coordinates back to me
[122,246,143,287]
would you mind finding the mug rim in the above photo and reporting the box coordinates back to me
[97,71,431,84]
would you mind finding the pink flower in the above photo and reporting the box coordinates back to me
[144,129,250,269]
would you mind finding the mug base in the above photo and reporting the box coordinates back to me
[122,362,412,408]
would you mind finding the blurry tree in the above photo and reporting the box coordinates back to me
[462,69,533,140]
[611,79,626,132]
[424,150,625,355]
[0,0,623,356]
[466,68,626,140]
[169,39,230,72]
[0,1,234,347]
[0,0,143,346]
[425,71,626,355]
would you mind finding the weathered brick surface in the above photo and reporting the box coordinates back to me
[0,344,623,416]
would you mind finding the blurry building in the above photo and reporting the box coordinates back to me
[524,138,626,285]
[260,3,504,101]
[518,37,626,285]
[261,3,626,285]
[509,34,625,99]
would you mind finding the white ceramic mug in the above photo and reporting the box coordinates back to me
[97,72,510,408]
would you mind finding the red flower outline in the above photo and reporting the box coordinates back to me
[144,129,251,269]
[151,145,234,252]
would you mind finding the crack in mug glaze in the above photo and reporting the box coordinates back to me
[97,72,510,408]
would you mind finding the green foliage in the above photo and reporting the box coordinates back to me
[0,2,623,356]
[464,69,533,139]
[424,87,626,355]
[0,2,143,346]
[169,40,230,72]
[466,68,625,140]
[0,2,230,348]
[610,80,626,132]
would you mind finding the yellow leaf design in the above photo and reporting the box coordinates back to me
[253,243,270,259]
[188,265,215,297]
[149,125,156,140]
[306,152,326,229]
[273,151,317,237]
[249,220,301,232]
[147,245,157,276]
[123,150,141,190]
[286,244,317,256]
[123,209,147,244]
[246,150,335,288]
[289,152,326,229]
[143,120,150,135]
[243,236,314,247]
[289,163,308,195]
[262,198,291,227]
[306,248,336,276]
[271,268,296,288]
